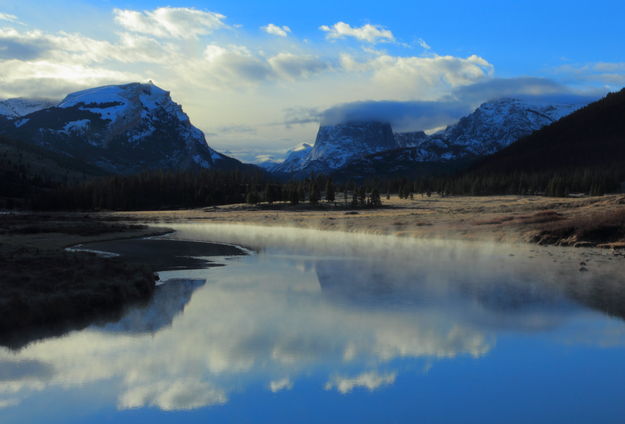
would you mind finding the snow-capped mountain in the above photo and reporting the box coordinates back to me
[424,97,582,158]
[272,97,588,177]
[0,98,57,118]
[274,121,395,175]
[270,143,312,173]
[0,82,245,174]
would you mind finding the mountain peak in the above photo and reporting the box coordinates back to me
[0,82,246,174]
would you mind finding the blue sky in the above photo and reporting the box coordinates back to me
[0,0,624,161]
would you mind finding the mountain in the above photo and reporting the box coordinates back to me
[391,98,584,163]
[274,121,395,175]
[471,88,625,175]
[0,98,57,118]
[272,97,588,180]
[0,83,247,174]
[394,131,428,148]
[269,143,312,173]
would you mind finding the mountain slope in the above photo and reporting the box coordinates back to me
[276,121,396,175]
[0,135,109,206]
[0,98,56,118]
[270,143,312,173]
[471,88,625,174]
[0,83,247,174]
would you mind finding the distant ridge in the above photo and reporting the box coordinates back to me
[471,88,625,174]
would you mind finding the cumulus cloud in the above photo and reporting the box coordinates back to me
[324,371,396,394]
[261,23,291,37]
[0,29,53,60]
[269,378,293,392]
[184,47,331,89]
[113,7,226,39]
[320,22,394,43]
[0,59,142,98]
[199,44,273,86]
[340,53,494,99]
[0,27,178,64]
[268,53,329,79]
[119,380,227,411]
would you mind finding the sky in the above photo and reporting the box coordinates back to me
[0,0,624,163]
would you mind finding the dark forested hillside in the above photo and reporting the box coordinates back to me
[471,88,625,174]
[0,135,109,207]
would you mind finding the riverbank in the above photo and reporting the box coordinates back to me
[108,194,625,249]
[0,215,172,347]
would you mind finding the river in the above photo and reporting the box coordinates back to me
[1,224,625,423]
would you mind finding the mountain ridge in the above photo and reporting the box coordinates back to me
[272,97,589,179]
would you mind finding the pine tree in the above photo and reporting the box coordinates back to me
[325,178,335,203]
[309,182,321,205]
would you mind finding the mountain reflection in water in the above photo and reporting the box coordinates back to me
[1,224,625,423]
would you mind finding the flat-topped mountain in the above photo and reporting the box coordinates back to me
[0,82,246,174]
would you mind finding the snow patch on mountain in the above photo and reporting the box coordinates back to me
[62,119,91,134]
[0,98,56,118]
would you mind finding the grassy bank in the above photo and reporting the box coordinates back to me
[0,214,171,347]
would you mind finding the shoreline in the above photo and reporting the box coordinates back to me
[105,194,625,249]
[1,194,623,347]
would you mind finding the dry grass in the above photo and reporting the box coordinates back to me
[108,194,625,247]
[532,207,625,246]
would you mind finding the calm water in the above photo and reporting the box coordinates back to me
[2,224,625,423]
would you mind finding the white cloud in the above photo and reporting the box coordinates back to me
[324,371,396,394]
[0,9,501,150]
[554,62,625,86]
[418,38,431,50]
[198,44,273,87]
[261,23,291,37]
[113,7,226,39]
[269,378,293,392]
[268,53,330,79]
[0,12,21,24]
[119,380,227,411]
[340,53,494,99]
[320,22,395,43]
[0,59,142,98]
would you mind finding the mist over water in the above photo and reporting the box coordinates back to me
[1,224,625,423]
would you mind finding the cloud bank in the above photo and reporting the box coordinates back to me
[317,77,601,132]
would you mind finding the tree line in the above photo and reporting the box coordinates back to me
[32,171,384,211]
[380,167,623,198]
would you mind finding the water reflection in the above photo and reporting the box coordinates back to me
[98,278,205,334]
[1,225,625,423]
